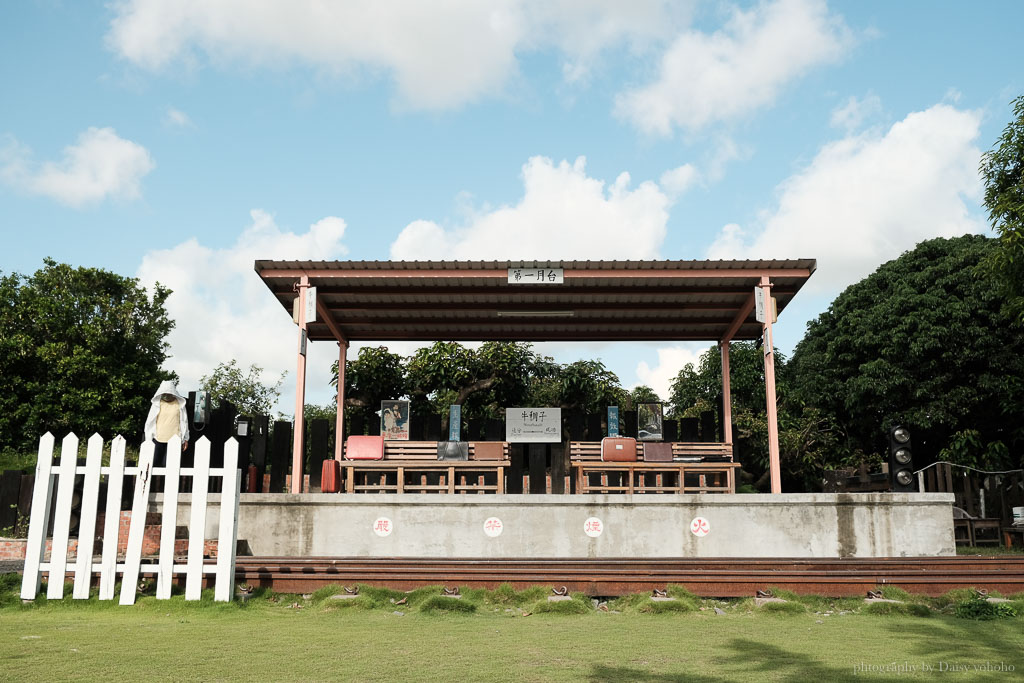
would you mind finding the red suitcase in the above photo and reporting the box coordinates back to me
[643,442,673,462]
[345,435,385,460]
[601,437,637,462]
[321,459,342,493]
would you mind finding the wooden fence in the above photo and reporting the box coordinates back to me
[20,433,240,605]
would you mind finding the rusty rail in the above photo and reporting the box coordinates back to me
[234,556,1024,597]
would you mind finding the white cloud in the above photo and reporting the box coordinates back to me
[659,163,698,199]
[615,0,855,135]
[0,127,154,207]
[165,107,193,127]
[634,344,710,401]
[107,0,682,110]
[137,210,349,414]
[830,93,882,132]
[389,156,675,260]
[707,103,985,293]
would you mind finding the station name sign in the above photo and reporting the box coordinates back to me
[506,408,562,443]
[507,268,564,284]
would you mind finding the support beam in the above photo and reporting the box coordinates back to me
[760,275,781,494]
[335,340,348,461]
[721,293,756,345]
[291,274,309,494]
[720,342,733,444]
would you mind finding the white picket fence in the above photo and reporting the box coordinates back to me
[20,433,241,605]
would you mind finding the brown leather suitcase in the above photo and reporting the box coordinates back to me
[345,435,385,460]
[643,442,673,462]
[321,459,342,493]
[601,437,637,462]
[471,442,505,460]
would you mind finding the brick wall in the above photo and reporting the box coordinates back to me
[0,511,219,562]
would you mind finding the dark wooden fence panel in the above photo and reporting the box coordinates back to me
[269,420,292,493]
[308,419,330,491]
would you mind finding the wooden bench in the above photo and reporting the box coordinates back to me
[568,441,738,494]
[342,441,509,494]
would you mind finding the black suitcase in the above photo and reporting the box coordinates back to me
[437,441,469,461]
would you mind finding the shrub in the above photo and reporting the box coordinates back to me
[954,596,1018,621]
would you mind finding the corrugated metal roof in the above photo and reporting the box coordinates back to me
[255,259,815,343]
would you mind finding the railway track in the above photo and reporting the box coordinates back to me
[235,556,1024,597]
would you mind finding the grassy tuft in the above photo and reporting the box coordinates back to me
[862,601,931,617]
[757,600,807,615]
[418,595,478,614]
[484,583,548,607]
[531,594,592,615]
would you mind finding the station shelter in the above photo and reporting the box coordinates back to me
[255,259,816,495]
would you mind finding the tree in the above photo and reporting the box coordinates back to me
[200,360,284,417]
[0,258,174,450]
[790,235,1024,469]
[980,94,1024,323]
[330,346,407,428]
[551,359,627,412]
[625,385,662,410]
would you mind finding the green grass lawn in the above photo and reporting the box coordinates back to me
[2,577,1023,682]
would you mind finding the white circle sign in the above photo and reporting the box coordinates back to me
[483,517,503,537]
[583,517,604,537]
[373,517,393,537]
[690,517,710,537]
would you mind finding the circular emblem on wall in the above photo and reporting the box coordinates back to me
[372,516,393,537]
[483,517,503,537]
[583,517,603,537]
[690,517,710,537]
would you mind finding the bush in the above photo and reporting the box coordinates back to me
[531,595,592,615]
[954,596,1018,621]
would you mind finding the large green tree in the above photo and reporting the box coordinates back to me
[790,235,1024,469]
[200,360,284,416]
[980,94,1024,323]
[0,258,175,450]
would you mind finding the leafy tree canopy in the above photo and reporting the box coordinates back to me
[980,94,1024,323]
[790,235,1024,468]
[0,258,174,450]
[200,360,284,417]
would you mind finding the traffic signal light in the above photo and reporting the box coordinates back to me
[888,425,916,492]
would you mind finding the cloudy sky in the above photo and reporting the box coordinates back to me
[1,1,1020,413]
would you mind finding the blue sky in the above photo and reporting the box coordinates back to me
[1,1,1021,413]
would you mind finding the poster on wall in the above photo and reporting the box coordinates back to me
[506,408,562,443]
[637,403,663,441]
[380,400,410,440]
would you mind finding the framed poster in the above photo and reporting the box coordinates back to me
[380,400,410,440]
[506,408,562,443]
[637,403,663,441]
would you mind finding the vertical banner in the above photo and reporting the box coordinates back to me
[607,406,620,437]
[449,404,461,441]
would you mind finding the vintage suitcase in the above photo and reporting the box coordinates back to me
[437,441,469,461]
[471,441,505,460]
[601,437,637,462]
[345,435,385,460]
[321,459,342,493]
[642,442,673,462]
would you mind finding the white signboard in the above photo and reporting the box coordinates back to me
[507,268,564,284]
[583,517,603,538]
[483,517,503,537]
[305,286,317,323]
[690,517,710,537]
[754,286,766,323]
[506,408,562,443]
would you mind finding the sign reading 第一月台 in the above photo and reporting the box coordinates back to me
[506,408,561,443]
[507,268,564,284]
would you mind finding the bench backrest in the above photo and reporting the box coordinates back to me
[569,441,732,461]
[362,440,510,461]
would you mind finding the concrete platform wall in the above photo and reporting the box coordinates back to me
[162,493,956,558]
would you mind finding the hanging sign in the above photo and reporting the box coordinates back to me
[506,408,561,443]
[305,286,317,323]
[507,268,564,284]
